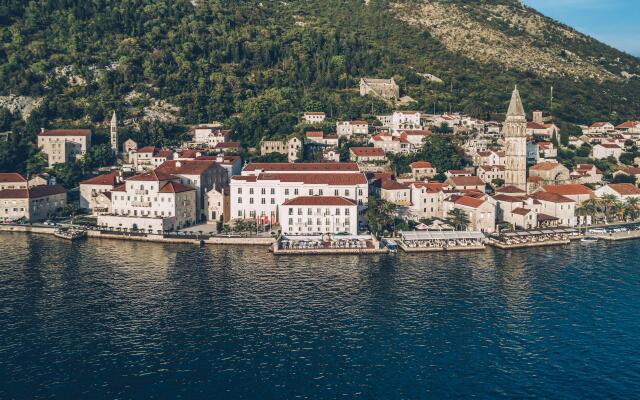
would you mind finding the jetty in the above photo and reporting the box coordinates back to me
[398,231,486,252]
[272,234,388,255]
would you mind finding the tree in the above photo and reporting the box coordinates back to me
[26,152,48,175]
[446,208,470,231]
[418,134,464,173]
[492,178,505,188]
[599,194,619,223]
[83,144,115,170]
[51,161,83,189]
[624,197,640,221]
[365,197,397,236]
[612,173,636,185]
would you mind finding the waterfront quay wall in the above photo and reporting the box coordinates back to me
[0,225,274,246]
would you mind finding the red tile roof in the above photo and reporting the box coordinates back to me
[157,160,216,176]
[305,131,324,138]
[410,161,433,169]
[159,181,195,193]
[512,207,533,216]
[615,121,640,129]
[0,173,26,183]
[527,122,548,130]
[0,184,66,199]
[39,129,91,137]
[257,173,367,185]
[454,195,485,208]
[412,182,448,193]
[607,183,640,196]
[112,184,126,192]
[215,141,241,148]
[493,194,527,203]
[350,147,385,157]
[283,196,356,206]
[127,170,177,182]
[622,167,640,175]
[542,184,593,196]
[399,129,432,136]
[80,172,120,186]
[530,161,563,171]
[243,162,359,172]
[496,185,526,194]
[527,176,543,183]
[448,176,484,187]
[381,180,409,190]
[532,191,574,203]
[597,143,621,149]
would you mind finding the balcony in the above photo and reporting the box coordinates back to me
[131,201,151,207]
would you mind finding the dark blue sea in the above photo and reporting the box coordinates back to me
[1,232,639,399]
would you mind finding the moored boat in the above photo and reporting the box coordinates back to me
[54,227,87,241]
[581,236,599,243]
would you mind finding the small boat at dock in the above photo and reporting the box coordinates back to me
[581,236,599,243]
[54,227,87,241]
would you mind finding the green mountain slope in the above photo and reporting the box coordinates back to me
[0,0,638,151]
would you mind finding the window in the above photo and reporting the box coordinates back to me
[289,208,294,216]
[294,189,299,195]
[249,198,254,204]
[285,189,289,195]
[261,198,266,204]
[270,188,275,195]
[309,189,313,196]
[261,188,266,195]
[345,190,350,197]
[249,188,254,195]
[270,198,275,204]
[238,197,242,204]
[238,188,242,194]
[345,208,350,215]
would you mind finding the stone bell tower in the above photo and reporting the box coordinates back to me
[503,86,527,190]
[110,111,118,154]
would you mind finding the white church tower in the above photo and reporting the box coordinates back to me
[110,111,118,154]
[503,86,527,190]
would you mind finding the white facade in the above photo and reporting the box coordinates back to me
[97,171,196,233]
[336,120,369,138]
[280,197,358,235]
[303,112,326,124]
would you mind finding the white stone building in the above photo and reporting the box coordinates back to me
[97,170,197,233]
[303,112,326,124]
[37,129,92,167]
[230,163,368,225]
[79,171,123,214]
[336,120,369,138]
[0,185,67,223]
[280,196,358,235]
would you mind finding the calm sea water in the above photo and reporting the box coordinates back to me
[1,232,639,399]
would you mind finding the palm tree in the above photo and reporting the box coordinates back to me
[624,197,640,221]
[599,194,618,223]
[613,201,626,222]
[446,208,470,231]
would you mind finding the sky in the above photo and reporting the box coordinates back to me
[523,0,640,56]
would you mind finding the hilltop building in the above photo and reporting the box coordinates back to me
[37,129,92,167]
[359,78,399,102]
